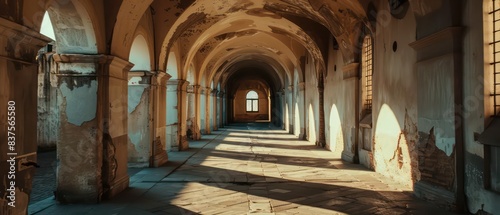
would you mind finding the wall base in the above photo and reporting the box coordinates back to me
[414,181,456,211]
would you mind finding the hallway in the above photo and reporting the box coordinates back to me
[29,123,453,215]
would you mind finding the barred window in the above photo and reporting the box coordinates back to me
[362,35,373,111]
[491,0,500,115]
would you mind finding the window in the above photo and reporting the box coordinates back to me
[246,91,259,112]
[480,0,500,193]
[362,35,373,111]
[490,0,500,116]
[359,35,374,151]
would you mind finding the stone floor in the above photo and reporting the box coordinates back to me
[28,123,456,215]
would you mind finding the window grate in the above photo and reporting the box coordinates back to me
[363,36,373,111]
[492,0,500,116]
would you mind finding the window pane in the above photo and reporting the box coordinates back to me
[247,100,252,111]
[252,100,258,112]
[246,91,258,99]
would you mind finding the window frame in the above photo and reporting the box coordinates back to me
[246,90,259,112]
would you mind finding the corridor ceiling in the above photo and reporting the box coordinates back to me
[24,0,372,88]
[153,0,369,87]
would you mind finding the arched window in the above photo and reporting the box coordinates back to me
[362,35,373,112]
[246,91,259,112]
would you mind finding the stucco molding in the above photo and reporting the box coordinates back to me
[342,62,360,80]
[155,71,171,87]
[409,27,464,62]
[105,56,134,80]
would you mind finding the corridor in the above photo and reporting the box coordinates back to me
[29,123,453,215]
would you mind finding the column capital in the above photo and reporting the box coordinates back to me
[298,82,305,91]
[287,85,294,91]
[204,87,212,95]
[52,54,133,80]
[187,85,194,93]
[211,89,219,96]
[193,85,202,94]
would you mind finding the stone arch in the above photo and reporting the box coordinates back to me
[43,0,102,54]
[110,0,153,59]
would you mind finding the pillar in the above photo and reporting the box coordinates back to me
[166,80,178,151]
[298,82,306,139]
[166,79,189,151]
[212,89,218,131]
[128,71,168,167]
[218,91,225,128]
[318,72,326,148]
[52,54,131,203]
[0,18,50,213]
[287,85,294,133]
[342,62,360,163]
[187,85,201,140]
[280,90,286,129]
[152,72,170,167]
[192,85,202,140]
[204,87,212,134]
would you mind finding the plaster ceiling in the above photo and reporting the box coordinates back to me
[154,0,369,87]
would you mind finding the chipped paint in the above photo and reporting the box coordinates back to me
[59,80,97,126]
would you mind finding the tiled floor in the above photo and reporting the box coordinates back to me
[29,123,456,215]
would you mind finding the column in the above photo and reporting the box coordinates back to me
[298,82,306,139]
[204,87,212,134]
[152,72,170,167]
[287,85,294,133]
[318,72,326,148]
[211,89,218,131]
[127,71,158,167]
[218,91,225,128]
[166,80,179,151]
[186,85,197,140]
[192,85,202,140]
[341,63,360,163]
[0,19,50,213]
[52,54,131,203]
[166,80,189,151]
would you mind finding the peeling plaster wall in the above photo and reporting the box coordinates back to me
[370,4,418,188]
[37,53,59,149]
[166,81,179,151]
[461,0,500,213]
[127,76,152,166]
[54,62,101,203]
